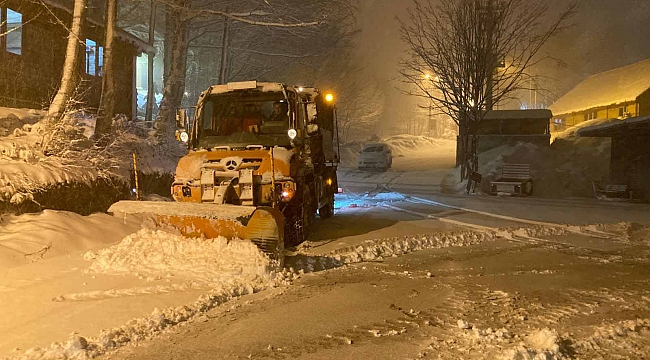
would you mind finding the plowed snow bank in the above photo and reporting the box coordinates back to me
[0,210,141,269]
[84,229,272,283]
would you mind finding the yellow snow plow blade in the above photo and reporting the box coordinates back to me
[108,201,284,259]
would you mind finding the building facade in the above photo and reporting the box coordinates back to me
[549,59,650,132]
[0,0,152,118]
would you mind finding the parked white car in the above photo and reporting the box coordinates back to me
[358,143,392,171]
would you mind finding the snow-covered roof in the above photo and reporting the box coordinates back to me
[577,116,650,137]
[549,59,650,116]
[40,0,155,54]
[483,109,552,120]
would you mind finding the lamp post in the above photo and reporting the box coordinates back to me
[423,73,439,137]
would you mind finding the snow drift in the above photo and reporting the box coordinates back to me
[84,229,273,283]
[0,210,141,270]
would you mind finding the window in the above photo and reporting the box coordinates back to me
[586,111,597,121]
[5,8,22,55]
[98,46,104,75]
[86,39,97,75]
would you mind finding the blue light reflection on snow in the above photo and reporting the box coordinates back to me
[334,191,407,210]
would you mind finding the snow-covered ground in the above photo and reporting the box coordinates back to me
[340,135,457,170]
[3,131,649,360]
[0,210,141,269]
[0,107,181,206]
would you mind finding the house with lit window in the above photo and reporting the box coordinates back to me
[548,58,650,132]
[0,0,153,118]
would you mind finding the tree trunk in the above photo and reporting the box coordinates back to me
[156,0,190,141]
[162,4,173,86]
[95,0,118,139]
[145,0,157,124]
[218,14,230,84]
[46,0,87,127]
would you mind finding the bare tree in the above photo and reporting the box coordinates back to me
[95,0,118,139]
[154,0,354,141]
[45,0,87,130]
[400,0,576,190]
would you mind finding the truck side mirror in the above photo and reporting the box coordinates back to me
[176,108,187,129]
[306,103,318,124]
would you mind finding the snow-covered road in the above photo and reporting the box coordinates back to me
[101,220,650,360]
[3,137,650,360]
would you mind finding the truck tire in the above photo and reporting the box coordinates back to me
[319,194,335,219]
[284,187,312,246]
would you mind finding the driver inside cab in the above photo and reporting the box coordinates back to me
[268,101,289,125]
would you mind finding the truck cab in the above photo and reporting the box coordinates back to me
[173,81,340,245]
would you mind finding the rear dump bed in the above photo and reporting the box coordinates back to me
[108,201,284,261]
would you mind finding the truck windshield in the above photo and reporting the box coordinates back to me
[196,91,292,149]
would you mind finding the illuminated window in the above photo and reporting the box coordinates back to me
[86,39,97,75]
[6,8,22,55]
[98,46,104,76]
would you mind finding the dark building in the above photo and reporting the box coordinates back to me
[457,110,552,163]
[0,0,152,117]
[578,116,650,201]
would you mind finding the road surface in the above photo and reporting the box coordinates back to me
[98,163,650,360]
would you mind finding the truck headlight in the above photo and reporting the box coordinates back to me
[278,182,296,202]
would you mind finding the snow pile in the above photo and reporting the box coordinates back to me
[577,318,650,356]
[8,229,294,360]
[445,133,611,198]
[327,230,497,265]
[0,108,183,206]
[0,107,43,136]
[0,210,141,270]
[550,118,618,142]
[500,328,567,360]
[83,229,273,283]
[383,135,454,157]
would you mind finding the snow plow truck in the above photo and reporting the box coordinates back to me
[109,81,340,262]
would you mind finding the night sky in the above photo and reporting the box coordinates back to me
[354,0,650,132]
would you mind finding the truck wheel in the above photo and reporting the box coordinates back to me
[319,194,335,219]
[284,187,312,246]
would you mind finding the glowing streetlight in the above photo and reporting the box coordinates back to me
[325,93,334,103]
